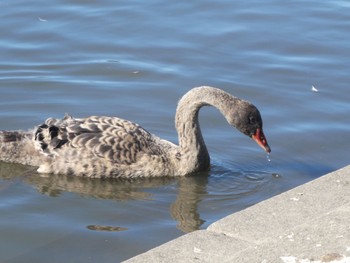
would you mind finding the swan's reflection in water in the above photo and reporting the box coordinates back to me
[0,161,285,234]
[0,161,209,233]
[170,175,208,232]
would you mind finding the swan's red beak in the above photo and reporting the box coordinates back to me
[251,128,271,153]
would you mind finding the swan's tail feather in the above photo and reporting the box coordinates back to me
[0,130,43,167]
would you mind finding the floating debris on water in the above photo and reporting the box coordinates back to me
[86,225,128,232]
[38,17,47,22]
[311,85,319,92]
[272,173,281,179]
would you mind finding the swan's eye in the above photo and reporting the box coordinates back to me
[249,116,257,124]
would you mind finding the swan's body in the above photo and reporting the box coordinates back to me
[0,86,270,178]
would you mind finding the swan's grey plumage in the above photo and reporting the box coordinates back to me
[0,86,271,178]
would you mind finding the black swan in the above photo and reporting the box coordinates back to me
[0,86,271,178]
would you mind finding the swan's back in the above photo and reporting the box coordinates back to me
[34,115,173,177]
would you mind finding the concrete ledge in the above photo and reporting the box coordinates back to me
[124,165,350,263]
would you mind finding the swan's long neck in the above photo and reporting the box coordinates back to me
[175,86,242,174]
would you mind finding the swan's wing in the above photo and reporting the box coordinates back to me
[34,115,158,165]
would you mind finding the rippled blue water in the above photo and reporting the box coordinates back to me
[1,0,350,262]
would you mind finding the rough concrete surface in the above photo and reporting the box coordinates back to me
[123,165,350,263]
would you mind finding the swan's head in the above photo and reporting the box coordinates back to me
[228,102,271,153]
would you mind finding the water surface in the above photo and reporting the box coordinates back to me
[1,0,350,262]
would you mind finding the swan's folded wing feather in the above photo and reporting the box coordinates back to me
[35,116,157,165]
